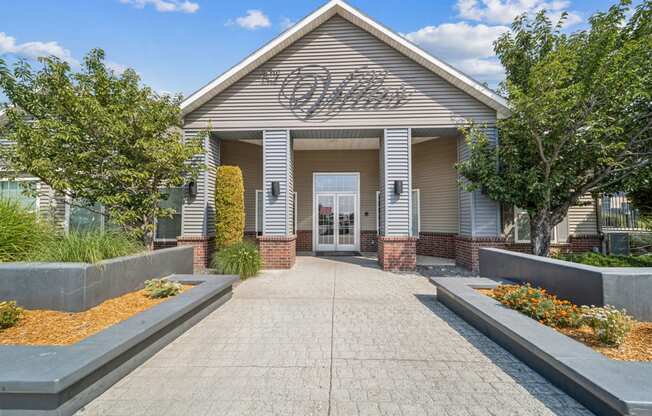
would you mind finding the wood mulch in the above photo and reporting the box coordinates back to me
[0,285,191,346]
[477,288,652,362]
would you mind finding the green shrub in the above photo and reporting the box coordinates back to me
[30,231,143,263]
[491,284,583,328]
[144,278,183,298]
[0,198,54,262]
[582,305,633,346]
[211,241,261,279]
[556,252,652,267]
[0,301,23,329]
[215,166,245,250]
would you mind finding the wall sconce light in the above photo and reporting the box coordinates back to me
[271,181,280,197]
[186,180,197,199]
[394,180,403,195]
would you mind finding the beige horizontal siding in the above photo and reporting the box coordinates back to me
[412,137,459,233]
[219,141,263,232]
[568,195,598,236]
[185,16,496,130]
[294,149,379,231]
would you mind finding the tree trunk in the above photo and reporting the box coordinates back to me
[142,217,155,251]
[530,209,553,257]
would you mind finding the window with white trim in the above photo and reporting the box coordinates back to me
[155,187,183,241]
[412,189,420,237]
[514,207,565,243]
[0,179,37,210]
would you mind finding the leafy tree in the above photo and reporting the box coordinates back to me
[457,1,652,256]
[0,49,204,248]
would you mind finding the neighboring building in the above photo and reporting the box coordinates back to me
[0,0,602,271]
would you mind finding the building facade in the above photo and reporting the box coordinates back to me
[0,0,602,271]
[173,0,600,271]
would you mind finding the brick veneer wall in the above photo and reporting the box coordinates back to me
[176,236,215,272]
[378,236,417,271]
[360,231,378,252]
[456,234,603,271]
[258,235,297,269]
[417,232,456,259]
[153,240,178,250]
[296,230,312,252]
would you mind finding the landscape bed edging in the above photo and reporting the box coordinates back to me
[0,274,238,416]
[430,277,652,416]
[0,246,194,312]
[479,248,652,321]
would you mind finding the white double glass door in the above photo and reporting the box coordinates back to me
[314,174,359,252]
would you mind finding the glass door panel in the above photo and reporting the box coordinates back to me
[317,194,335,251]
[337,194,356,249]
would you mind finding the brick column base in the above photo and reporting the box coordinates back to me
[258,235,297,269]
[176,236,215,272]
[378,236,417,271]
[455,236,506,272]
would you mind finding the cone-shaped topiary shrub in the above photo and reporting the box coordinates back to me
[215,166,245,249]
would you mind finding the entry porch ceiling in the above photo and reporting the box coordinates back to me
[212,127,459,150]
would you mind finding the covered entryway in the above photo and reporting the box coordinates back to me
[313,173,360,252]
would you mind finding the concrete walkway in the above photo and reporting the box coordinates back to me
[78,257,592,416]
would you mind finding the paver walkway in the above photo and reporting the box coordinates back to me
[79,256,593,416]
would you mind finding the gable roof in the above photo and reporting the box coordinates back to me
[180,0,510,119]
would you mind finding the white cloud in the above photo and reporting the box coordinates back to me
[456,0,581,26]
[106,61,130,75]
[227,10,271,30]
[280,17,296,30]
[403,22,508,85]
[0,32,78,65]
[119,0,199,14]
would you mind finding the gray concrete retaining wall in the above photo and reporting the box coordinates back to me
[479,248,652,321]
[0,246,194,312]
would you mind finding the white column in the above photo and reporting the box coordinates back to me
[262,130,293,235]
[380,128,412,236]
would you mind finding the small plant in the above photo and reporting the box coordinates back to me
[0,301,23,329]
[30,231,143,263]
[491,284,582,328]
[581,305,633,346]
[143,278,183,299]
[211,241,261,279]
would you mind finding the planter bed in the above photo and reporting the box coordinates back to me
[476,288,652,362]
[0,274,238,416]
[431,277,652,416]
[0,285,192,346]
[479,248,652,321]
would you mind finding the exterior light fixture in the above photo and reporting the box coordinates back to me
[271,181,280,197]
[394,180,403,195]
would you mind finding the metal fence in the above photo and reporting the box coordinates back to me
[599,192,646,232]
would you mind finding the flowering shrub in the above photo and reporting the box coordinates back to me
[491,284,583,328]
[581,305,633,346]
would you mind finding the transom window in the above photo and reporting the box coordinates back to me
[314,174,358,193]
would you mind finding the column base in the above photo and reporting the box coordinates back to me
[176,236,215,272]
[378,236,417,271]
[455,236,506,272]
[258,235,297,269]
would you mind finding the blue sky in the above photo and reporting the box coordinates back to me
[0,0,622,102]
